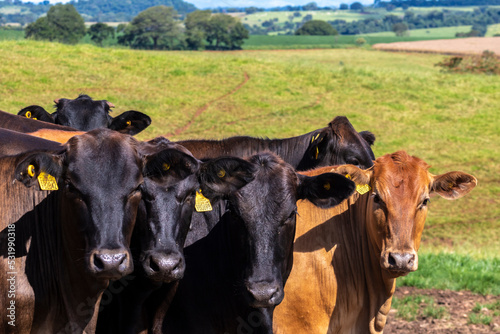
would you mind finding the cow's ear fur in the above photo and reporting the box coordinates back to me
[329,164,372,186]
[199,157,256,200]
[109,110,152,136]
[14,152,64,189]
[298,172,355,208]
[18,105,55,123]
[431,171,477,200]
[359,131,376,146]
[143,149,199,181]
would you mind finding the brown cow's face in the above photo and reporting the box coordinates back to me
[369,154,432,277]
[332,152,477,278]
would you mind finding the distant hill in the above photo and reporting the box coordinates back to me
[69,0,198,21]
[0,0,197,24]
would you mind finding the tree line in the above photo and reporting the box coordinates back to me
[329,7,500,35]
[24,4,248,50]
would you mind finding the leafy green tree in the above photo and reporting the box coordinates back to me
[205,14,248,50]
[392,22,408,36]
[339,3,349,10]
[87,23,115,46]
[350,2,364,10]
[119,6,183,50]
[295,20,338,35]
[25,4,85,44]
[184,10,211,50]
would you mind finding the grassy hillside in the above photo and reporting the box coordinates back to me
[0,40,498,291]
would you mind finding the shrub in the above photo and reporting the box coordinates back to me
[435,51,500,75]
[355,37,366,46]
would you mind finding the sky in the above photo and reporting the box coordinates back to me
[31,0,374,9]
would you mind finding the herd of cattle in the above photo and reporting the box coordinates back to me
[0,94,477,334]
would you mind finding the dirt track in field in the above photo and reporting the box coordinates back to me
[372,37,500,56]
[385,287,500,333]
[163,71,250,138]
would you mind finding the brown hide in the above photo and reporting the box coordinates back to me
[274,152,477,334]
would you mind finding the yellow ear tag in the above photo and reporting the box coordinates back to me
[345,174,352,180]
[162,163,170,171]
[217,169,226,178]
[315,147,319,160]
[27,165,35,177]
[356,184,371,195]
[195,189,212,212]
[126,120,132,126]
[32,117,37,120]
[26,111,31,118]
[37,172,58,191]
[323,182,331,191]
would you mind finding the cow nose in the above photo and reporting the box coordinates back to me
[90,249,132,279]
[388,252,416,272]
[144,252,185,282]
[246,281,283,308]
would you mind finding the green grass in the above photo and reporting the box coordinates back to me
[486,23,500,37]
[0,28,24,40]
[242,32,465,50]
[468,301,500,325]
[0,41,498,293]
[362,25,472,38]
[397,253,500,295]
[391,295,447,321]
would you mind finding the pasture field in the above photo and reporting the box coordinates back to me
[243,29,467,50]
[487,23,500,36]
[0,40,498,293]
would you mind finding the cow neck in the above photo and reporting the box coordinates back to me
[55,192,109,333]
[334,192,395,334]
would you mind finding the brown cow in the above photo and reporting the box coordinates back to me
[273,151,477,334]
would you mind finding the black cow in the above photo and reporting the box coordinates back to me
[0,129,195,333]
[178,116,375,171]
[150,152,356,334]
[17,94,151,135]
[96,137,257,334]
[180,116,375,246]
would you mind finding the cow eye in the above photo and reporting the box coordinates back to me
[64,180,81,195]
[421,198,430,208]
[347,158,360,166]
[372,193,384,206]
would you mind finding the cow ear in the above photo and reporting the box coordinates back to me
[199,157,256,199]
[359,131,376,146]
[18,106,55,123]
[431,171,477,200]
[109,110,152,135]
[307,130,329,162]
[14,152,64,190]
[143,149,199,181]
[329,164,372,186]
[297,172,355,208]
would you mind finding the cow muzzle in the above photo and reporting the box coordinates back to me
[89,249,133,279]
[381,250,418,276]
[245,280,284,308]
[142,251,185,283]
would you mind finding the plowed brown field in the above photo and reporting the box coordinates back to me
[373,37,500,56]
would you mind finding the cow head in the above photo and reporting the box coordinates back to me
[15,129,145,280]
[298,116,375,171]
[137,137,258,283]
[201,153,355,308]
[331,151,477,278]
[17,94,151,135]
